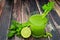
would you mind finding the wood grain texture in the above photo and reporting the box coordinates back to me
[0,1,12,40]
[9,0,49,40]
[49,0,60,17]
[0,0,5,16]
[1,0,59,40]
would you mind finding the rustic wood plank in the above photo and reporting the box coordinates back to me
[0,1,12,40]
[0,0,5,16]
[49,13,60,40]
[8,1,50,40]
[12,0,23,40]
[8,0,60,40]
[49,0,60,17]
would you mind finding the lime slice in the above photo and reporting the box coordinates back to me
[21,27,31,38]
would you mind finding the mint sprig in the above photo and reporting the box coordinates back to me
[8,31,16,38]
[8,20,22,38]
[8,20,30,38]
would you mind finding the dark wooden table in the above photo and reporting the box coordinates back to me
[0,0,60,40]
[0,0,12,40]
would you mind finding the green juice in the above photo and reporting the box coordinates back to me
[29,14,48,38]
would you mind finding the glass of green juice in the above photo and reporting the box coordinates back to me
[29,14,48,38]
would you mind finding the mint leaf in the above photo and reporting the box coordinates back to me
[22,21,30,27]
[8,20,30,38]
[9,24,16,30]
[8,31,16,38]
[11,20,20,26]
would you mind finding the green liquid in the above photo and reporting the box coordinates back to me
[29,14,48,38]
